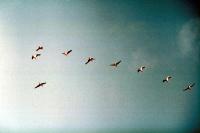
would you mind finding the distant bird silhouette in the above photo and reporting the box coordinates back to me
[62,50,72,56]
[85,57,95,64]
[183,83,195,91]
[163,76,172,83]
[110,60,121,67]
[32,54,41,60]
[35,82,46,89]
[137,66,146,73]
[36,46,43,51]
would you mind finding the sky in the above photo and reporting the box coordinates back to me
[0,0,199,132]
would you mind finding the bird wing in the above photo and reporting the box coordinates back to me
[36,46,43,51]
[85,60,89,64]
[36,47,40,51]
[183,88,187,91]
[116,60,121,65]
[183,87,189,91]
[67,50,72,54]
[163,79,167,82]
[35,84,40,88]
[191,83,195,87]
[41,82,46,86]
[85,57,94,64]
[36,54,41,57]
[137,69,141,72]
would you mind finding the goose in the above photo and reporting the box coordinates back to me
[110,60,121,67]
[32,54,41,60]
[137,66,146,73]
[36,46,43,51]
[35,82,46,89]
[62,50,72,56]
[183,83,195,91]
[85,57,95,64]
[163,76,172,83]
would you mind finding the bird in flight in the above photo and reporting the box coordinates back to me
[32,54,41,60]
[163,76,172,83]
[183,83,195,91]
[85,57,95,64]
[110,60,121,67]
[137,66,146,73]
[62,50,72,56]
[35,82,46,89]
[36,46,43,51]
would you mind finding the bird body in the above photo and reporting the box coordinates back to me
[110,60,121,67]
[183,83,195,91]
[35,82,46,89]
[137,66,146,72]
[62,50,72,56]
[163,76,172,83]
[85,57,95,64]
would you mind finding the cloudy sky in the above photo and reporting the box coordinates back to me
[0,0,199,132]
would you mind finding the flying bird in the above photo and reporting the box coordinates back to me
[36,46,43,51]
[183,83,195,91]
[85,57,95,64]
[34,82,46,89]
[163,76,172,83]
[110,60,121,67]
[32,54,41,60]
[62,50,72,56]
[137,66,146,73]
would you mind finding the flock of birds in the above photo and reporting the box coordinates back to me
[31,45,196,91]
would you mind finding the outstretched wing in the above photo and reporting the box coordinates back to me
[36,46,43,51]
[191,83,195,87]
[183,87,189,91]
[36,54,41,57]
[85,59,90,64]
[85,58,94,64]
[32,56,35,60]
[163,79,167,82]
[67,50,72,54]
[142,66,145,69]
[116,60,121,66]
[40,82,46,86]
[36,47,40,51]
[35,84,41,89]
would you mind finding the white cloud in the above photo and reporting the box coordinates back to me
[178,19,200,58]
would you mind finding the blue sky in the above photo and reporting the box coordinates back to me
[0,0,199,131]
